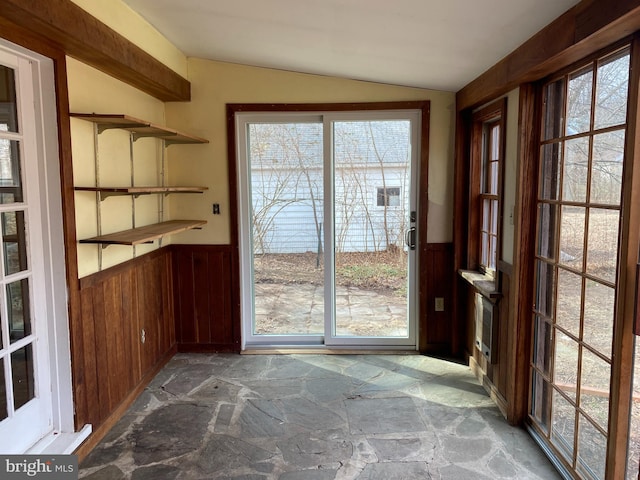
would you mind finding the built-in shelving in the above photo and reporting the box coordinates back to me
[70,113,209,145]
[79,220,207,246]
[71,112,209,255]
[74,186,208,201]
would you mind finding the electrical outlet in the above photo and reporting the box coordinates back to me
[212,203,220,215]
[435,297,445,312]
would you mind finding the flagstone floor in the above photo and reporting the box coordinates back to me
[79,353,561,480]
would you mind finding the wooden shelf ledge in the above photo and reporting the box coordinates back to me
[458,269,502,301]
[70,113,209,145]
[79,220,206,246]
[75,186,208,201]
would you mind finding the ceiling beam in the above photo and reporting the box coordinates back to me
[0,0,190,102]
[457,0,640,111]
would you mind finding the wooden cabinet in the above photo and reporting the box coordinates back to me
[71,113,208,249]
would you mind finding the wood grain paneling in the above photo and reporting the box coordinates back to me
[0,0,190,101]
[173,245,240,352]
[421,243,454,354]
[75,248,175,430]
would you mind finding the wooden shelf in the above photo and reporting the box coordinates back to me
[70,113,209,145]
[75,186,208,201]
[79,220,207,246]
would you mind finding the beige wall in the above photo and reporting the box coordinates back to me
[68,57,167,277]
[166,59,456,245]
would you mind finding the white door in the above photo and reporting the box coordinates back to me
[237,110,420,349]
[0,46,54,452]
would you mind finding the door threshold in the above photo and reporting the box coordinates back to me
[242,347,419,355]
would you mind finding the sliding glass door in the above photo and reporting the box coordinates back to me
[237,110,420,348]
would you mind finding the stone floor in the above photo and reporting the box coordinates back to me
[79,353,561,480]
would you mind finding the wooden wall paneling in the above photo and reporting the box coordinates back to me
[193,250,213,344]
[421,243,454,353]
[174,247,197,344]
[172,245,240,351]
[209,251,233,344]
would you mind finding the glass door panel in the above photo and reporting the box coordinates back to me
[332,120,412,341]
[249,121,324,339]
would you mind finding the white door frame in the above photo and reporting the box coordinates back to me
[0,38,90,454]
[236,109,421,350]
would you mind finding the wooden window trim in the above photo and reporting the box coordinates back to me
[468,98,507,280]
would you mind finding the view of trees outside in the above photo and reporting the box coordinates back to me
[249,120,412,337]
[534,47,640,480]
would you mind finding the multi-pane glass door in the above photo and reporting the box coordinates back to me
[529,46,630,479]
[237,111,419,348]
[0,49,52,452]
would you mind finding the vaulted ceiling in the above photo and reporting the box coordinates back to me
[122,0,580,92]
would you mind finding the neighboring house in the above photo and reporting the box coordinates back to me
[250,122,411,254]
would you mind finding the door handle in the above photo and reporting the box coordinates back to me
[405,227,416,251]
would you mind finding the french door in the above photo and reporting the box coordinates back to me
[0,47,53,452]
[237,109,421,348]
[528,44,635,479]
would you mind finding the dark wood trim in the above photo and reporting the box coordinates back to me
[509,83,540,425]
[452,109,471,356]
[606,32,640,480]
[226,102,431,350]
[457,0,640,111]
[0,0,190,102]
[176,343,239,353]
[418,103,431,352]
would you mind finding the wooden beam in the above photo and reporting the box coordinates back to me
[0,0,190,102]
[457,0,640,111]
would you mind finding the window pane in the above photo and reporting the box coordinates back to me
[577,415,607,480]
[556,268,582,337]
[0,139,23,204]
[8,278,31,344]
[0,65,19,133]
[583,281,614,359]
[586,208,619,284]
[490,199,498,235]
[566,67,593,135]
[482,199,490,231]
[563,137,589,203]
[551,388,576,462]
[594,49,630,130]
[11,344,34,410]
[591,130,624,206]
[559,206,585,270]
[0,358,6,421]
[580,347,611,431]
[2,210,27,275]
[535,260,555,318]
[531,370,551,432]
[543,79,565,141]
[555,330,579,401]
[533,316,553,376]
[540,142,562,200]
[537,203,557,260]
